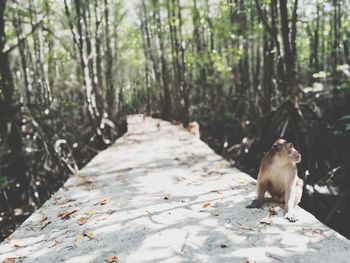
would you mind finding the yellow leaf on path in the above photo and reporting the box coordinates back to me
[77,217,88,225]
[83,229,94,239]
[215,162,225,169]
[233,177,249,185]
[58,208,77,220]
[76,230,94,246]
[202,202,211,209]
[75,234,84,247]
[105,256,119,263]
[85,210,97,216]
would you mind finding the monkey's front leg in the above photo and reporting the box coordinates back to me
[284,185,298,222]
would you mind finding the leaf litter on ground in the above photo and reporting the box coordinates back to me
[105,256,119,263]
[58,208,77,220]
[85,210,97,216]
[40,215,51,230]
[237,222,255,231]
[96,198,110,206]
[76,217,88,225]
[75,229,94,247]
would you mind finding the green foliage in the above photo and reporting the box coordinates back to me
[333,115,350,138]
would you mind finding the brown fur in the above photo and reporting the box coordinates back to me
[185,121,200,138]
[247,139,303,222]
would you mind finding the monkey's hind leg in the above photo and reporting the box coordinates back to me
[246,174,267,209]
[246,199,260,209]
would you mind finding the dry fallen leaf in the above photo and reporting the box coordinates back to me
[215,162,225,169]
[83,229,94,239]
[54,198,76,205]
[75,230,94,247]
[312,229,323,235]
[84,210,97,216]
[52,197,62,204]
[58,208,77,220]
[105,256,119,263]
[107,209,117,215]
[85,210,97,216]
[96,198,110,206]
[260,214,273,225]
[77,217,88,226]
[237,222,255,231]
[202,202,211,209]
[75,234,84,247]
[269,206,281,215]
[48,239,62,248]
[233,177,249,185]
[211,190,222,194]
[116,167,134,173]
[145,210,153,215]
[207,169,225,175]
[40,216,51,230]
[74,175,95,187]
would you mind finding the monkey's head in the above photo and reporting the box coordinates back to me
[272,139,301,164]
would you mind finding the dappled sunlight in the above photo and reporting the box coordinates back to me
[231,246,294,262]
[0,116,349,262]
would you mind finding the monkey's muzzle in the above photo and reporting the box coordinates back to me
[292,152,301,163]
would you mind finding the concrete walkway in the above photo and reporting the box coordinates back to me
[0,115,349,263]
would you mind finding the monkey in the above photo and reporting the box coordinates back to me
[171,120,182,126]
[246,139,303,222]
[185,121,200,138]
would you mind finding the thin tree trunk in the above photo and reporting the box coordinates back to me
[279,0,300,102]
[0,0,27,203]
[104,0,116,117]
[152,0,171,119]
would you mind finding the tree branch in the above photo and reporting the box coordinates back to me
[4,18,45,54]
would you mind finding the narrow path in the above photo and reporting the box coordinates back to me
[0,115,349,263]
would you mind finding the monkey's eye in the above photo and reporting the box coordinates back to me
[272,144,280,151]
[288,143,293,148]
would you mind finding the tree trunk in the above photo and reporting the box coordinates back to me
[153,0,171,119]
[279,0,300,102]
[0,0,27,202]
[104,0,116,117]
